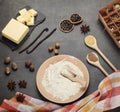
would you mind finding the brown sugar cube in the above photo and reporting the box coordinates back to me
[55,42,60,49]
[48,46,53,52]
[54,49,59,55]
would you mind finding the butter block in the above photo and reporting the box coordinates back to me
[19,8,27,15]
[27,17,34,26]
[2,18,29,44]
[16,15,26,24]
[28,9,38,17]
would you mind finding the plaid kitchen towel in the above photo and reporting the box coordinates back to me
[0,71,120,112]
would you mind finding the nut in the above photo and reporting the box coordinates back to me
[4,57,11,65]
[55,42,60,49]
[29,64,35,72]
[54,49,59,55]
[48,46,53,52]
[11,62,18,71]
[5,67,11,75]
[25,60,32,68]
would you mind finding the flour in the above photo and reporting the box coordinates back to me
[42,60,85,101]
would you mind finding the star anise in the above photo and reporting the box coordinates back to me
[80,24,90,34]
[18,80,27,88]
[16,93,25,103]
[7,80,16,91]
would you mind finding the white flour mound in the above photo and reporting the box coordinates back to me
[42,60,84,101]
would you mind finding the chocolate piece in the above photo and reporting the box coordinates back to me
[29,64,35,72]
[25,60,32,68]
[5,67,11,75]
[11,62,18,71]
[59,19,74,33]
[4,56,11,65]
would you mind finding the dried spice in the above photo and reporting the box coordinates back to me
[16,93,25,103]
[70,13,82,24]
[59,19,74,33]
[5,67,11,75]
[7,80,16,91]
[88,52,98,62]
[80,24,90,34]
[18,80,27,88]
[4,56,11,65]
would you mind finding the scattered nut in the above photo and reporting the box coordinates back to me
[54,49,59,55]
[5,67,11,75]
[4,56,11,65]
[25,60,32,68]
[11,62,18,71]
[55,42,60,49]
[48,46,54,52]
[29,64,35,72]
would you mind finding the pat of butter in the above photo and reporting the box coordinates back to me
[2,18,29,44]
[28,9,38,17]
[27,17,34,26]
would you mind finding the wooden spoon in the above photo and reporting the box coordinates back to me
[60,72,85,86]
[86,52,109,77]
[85,35,117,72]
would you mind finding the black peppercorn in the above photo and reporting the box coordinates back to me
[25,60,32,68]
[29,64,35,72]
[4,56,11,65]
[55,42,60,49]
[11,62,18,71]
[5,67,11,75]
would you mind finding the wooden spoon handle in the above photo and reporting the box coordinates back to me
[96,47,117,72]
[98,63,109,77]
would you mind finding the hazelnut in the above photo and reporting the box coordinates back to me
[29,64,35,72]
[48,46,53,52]
[54,49,59,55]
[4,56,11,65]
[11,62,18,71]
[55,42,60,49]
[25,60,32,68]
[5,67,11,75]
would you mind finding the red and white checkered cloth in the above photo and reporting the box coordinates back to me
[0,71,120,112]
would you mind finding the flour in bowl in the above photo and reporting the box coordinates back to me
[42,60,85,101]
